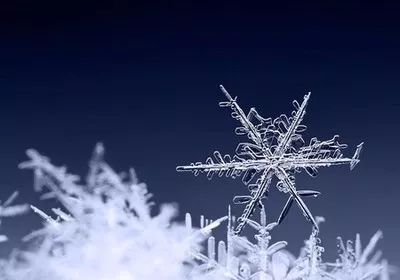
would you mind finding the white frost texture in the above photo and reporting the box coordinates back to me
[0,146,207,280]
[0,145,390,280]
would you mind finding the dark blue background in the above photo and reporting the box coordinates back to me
[0,0,398,267]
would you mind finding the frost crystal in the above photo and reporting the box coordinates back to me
[0,192,29,243]
[0,143,390,280]
[1,145,213,280]
[330,231,386,279]
[186,207,390,280]
[177,85,363,234]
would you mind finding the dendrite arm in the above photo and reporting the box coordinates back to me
[219,85,273,157]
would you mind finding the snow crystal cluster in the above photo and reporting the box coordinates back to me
[0,145,217,280]
[0,144,390,280]
[0,85,392,279]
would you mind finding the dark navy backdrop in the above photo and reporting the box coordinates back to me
[0,0,399,266]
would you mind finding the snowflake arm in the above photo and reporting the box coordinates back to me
[275,167,319,230]
[233,168,274,234]
[176,151,270,181]
[219,85,273,156]
[274,92,311,157]
[280,140,364,176]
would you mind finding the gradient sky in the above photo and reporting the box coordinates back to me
[0,0,399,267]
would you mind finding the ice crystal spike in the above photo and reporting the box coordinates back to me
[177,85,363,234]
[0,192,28,243]
[0,192,29,218]
[331,231,385,279]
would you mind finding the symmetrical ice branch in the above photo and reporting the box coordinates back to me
[177,85,363,234]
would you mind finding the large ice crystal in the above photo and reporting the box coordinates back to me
[177,85,363,234]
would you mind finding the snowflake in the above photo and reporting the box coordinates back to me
[177,85,363,234]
